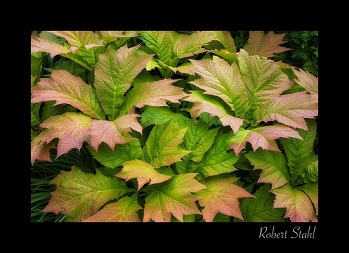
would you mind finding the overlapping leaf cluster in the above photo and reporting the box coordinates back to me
[31,31,318,222]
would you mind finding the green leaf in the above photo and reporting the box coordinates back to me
[279,119,318,185]
[197,131,239,178]
[31,103,41,127]
[141,106,191,128]
[300,182,318,216]
[143,173,206,222]
[245,149,290,189]
[240,184,285,222]
[143,122,190,168]
[183,120,219,162]
[43,166,133,222]
[94,45,153,120]
[90,139,142,168]
[82,194,142,222]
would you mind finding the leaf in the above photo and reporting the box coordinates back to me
[245,149,290,189]
[243,31,290,58]
[89,114,141,150]
[240,184,286,222]
[94,45,153,120]
[31,103,41,126]
[271,184,317,222]
[143,122,190,168]
[230,124,302,155]
[279,119,318,184]
[293,68,318,94]
[189,56,249,116]
[139,31,178,67]
[254,92,318,130]
[43,166,133,222]
[31,69,105,120]
[31,133,56,165]
[238,49,294,104]
[140,106,191,128]
[198,131,239,177]
[183,120,219,162]
[82,195,141,222]
[31,34,70,57]
[195,177,253,221]
[38,112,93,157]
[143,173,206,222]
[184,91,243,133]
[89,140,142,168]
[212,31,236,52]
[174,31,216,58]
[116,159,172,191]
[300,182,318,216]
[119,79,188,116]
[50,31,102,52]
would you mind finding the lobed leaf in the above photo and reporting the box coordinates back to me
[43,166,133,222]
[143,173,206,222]
[31,69,105,120]
[116,159,172,191]
[195,177,254,221]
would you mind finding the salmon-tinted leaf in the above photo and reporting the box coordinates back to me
[31,133,56,165]
[31,69,105,120]
[271,184,317,222]
[31,34,70,58]
[82,195,142,222]
[50,31,102,52]
[116,159,172,191]
[243,31,289,58]
[254,92,318,130]
[143,173,206,222]
[195,177,253,221]
[230,124,302,155]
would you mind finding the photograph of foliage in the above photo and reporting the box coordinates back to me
[31,31,318,222]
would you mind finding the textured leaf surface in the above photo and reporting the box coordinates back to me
[141,106,191,128]
[198,131,239,177]
[174,31,216,58]
[243,31,289,58]
[300,182,318,216]
[143,122,190,168]
[31,69,105,119]
[116,159,172,191]
[238,49,293,104]
[184,91,243,133]
[31,34,70,57]
[230,124,302,155]
[189,56,249,116]
[293,68,318,94]
[94,45,153,119]
[212,31,236,52]
[119,79,188,115]
[245,149,290,189]
[195,177,253,221]
[50,31,102,51]
[90,140,142,168]
[89,114,141,150]
[279,119,318,184]
[31,133,56,165]
[240,184,285,222]
[82,195,142,222]
[271,184,317,222]
[143,173,206,222]
[38,112,93,157]
[43,166,133,222]
[183,120,219,162]
[254,92,318,130]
